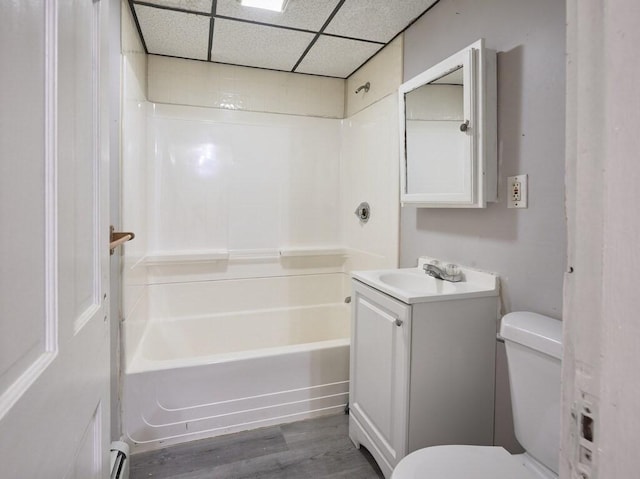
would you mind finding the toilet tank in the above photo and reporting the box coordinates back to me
[500,312,562,475]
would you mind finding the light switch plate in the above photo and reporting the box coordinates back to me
[507,174,528,208]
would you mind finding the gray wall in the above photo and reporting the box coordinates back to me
[401,0,566,451]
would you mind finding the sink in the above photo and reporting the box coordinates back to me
[351,257,498,304]
[378,272,458,294]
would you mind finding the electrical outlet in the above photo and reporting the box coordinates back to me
[507,174,528,208]
[512,181,521,202]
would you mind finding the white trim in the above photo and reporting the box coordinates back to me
[45,0,59,353]
[0,352,57,420]
[466,46,478,205]
[73,0,104,336]
[92,402,103,477]
[91,0,102,319]
[74,304,103,335]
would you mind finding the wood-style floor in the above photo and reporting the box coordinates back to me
[130,413,385,479]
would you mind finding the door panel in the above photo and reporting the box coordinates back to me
[65,404,104,479]
[58,0,101,334]
[0,0,50,409]
[0,0,111,476]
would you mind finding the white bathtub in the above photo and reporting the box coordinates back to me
[123,273,350,453]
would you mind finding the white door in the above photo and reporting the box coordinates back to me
[0,0,111,477]
[350,281,411,468]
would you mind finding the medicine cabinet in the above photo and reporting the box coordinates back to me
[399,39,497,207]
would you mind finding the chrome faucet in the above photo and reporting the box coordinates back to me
[423,262,463,282]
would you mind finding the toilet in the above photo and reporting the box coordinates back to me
[391,312,562,479]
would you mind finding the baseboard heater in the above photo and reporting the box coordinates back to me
[110,441,130,479]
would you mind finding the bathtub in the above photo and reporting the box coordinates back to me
[123,273,350,453]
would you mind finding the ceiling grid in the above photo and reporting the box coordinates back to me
[129,0,440,79]
[206,0,216,61]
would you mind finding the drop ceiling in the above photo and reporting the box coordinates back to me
[129,0,440,78]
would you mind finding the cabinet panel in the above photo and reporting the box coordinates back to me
[350,281,410,468]
[408,298,497,450]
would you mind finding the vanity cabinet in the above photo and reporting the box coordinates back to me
[348,278,498,478]
[399,39,496,208]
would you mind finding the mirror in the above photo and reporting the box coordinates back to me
[404,66,468,197]
[398,39,496,208]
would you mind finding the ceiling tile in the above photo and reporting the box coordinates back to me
[216,0,339,31]
[136,5,211,60]
[139,0,212,14]
[325,0,438,43]
[211,18,315,71]
[295,35,382,78]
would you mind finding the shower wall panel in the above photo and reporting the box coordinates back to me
[340,94,400,271]
[121,6,149,322]
[147,104,342,256]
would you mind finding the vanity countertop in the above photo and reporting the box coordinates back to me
[352,257,499,304]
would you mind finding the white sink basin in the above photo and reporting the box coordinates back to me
[352,257,498,304]
[378,272,459,294]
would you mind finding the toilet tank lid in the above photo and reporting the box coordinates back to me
[500,312,562,360]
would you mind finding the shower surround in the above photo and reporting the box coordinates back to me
[121,48,400,452]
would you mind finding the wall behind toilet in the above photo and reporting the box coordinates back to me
[401,0,566,451]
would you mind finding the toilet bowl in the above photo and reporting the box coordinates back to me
[392,446,554,479]
[391,312,562,479]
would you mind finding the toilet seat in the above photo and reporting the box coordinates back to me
[391,445,555,479]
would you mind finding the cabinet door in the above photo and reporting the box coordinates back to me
[350,281,411,467]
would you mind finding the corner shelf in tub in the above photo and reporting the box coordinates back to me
[144,247,349,266]
[279,247,348,257]
[144,250,230,265]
